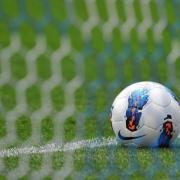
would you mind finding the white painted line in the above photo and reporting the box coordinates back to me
[0,137,117,158]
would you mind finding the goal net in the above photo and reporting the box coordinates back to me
[0,0,180,179]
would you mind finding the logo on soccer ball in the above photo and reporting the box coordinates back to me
[126,89,149,132]
[158,115,173,147]
[118,130,146,140]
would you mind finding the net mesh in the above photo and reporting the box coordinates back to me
[0,0,180,179]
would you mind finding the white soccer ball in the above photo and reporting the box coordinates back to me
[110,81,180,147]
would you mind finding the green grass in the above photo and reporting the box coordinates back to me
[0,84,16,111]
[64,116,76,142]
[0,0,180,179]
[29,154,42,170]
[26,85,41,112]
[0,116,6,138]
[51,85,65,111]
[44,24,61,50]
[50,0,67,21]
[0,22,10,48]
[73,0,88,21]
[52,152,64,170]
[10,53,27,80]
[69,25,83,50]
[41,117,54,143]
[16,115,32,141]
[61,56,76,82]
[19,22,36,48]
[36,55,52,81]
[4,156,19,170]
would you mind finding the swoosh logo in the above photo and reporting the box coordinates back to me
[118,130,146,140]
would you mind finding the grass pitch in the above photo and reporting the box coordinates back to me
[0,0,180,179]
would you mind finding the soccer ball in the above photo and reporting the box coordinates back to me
[110,81,180,147]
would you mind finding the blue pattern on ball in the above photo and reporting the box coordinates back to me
[126,89,149,131]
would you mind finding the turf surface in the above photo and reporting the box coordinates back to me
[0,0,180,179]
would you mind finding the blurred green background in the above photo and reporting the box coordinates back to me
[0,0,180,179]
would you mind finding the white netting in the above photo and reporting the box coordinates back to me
[0,0,179,179]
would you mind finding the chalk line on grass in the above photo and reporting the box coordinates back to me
[0,137,117,158]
